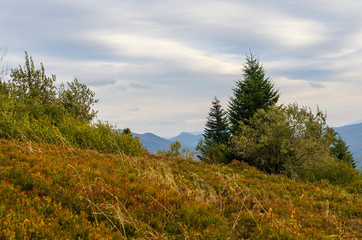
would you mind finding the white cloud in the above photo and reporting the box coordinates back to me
[84,32,240,75]
[2,0,362,135]
[262,17,326,48]
[277,76,362,126]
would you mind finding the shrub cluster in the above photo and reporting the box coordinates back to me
[230,104,359,185]
[198,53,358,186]
[0,53,146,156]
[157,141,195,159]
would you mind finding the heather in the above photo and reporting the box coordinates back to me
[0,139,361,239]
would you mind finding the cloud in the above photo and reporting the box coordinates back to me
[309,82,325,88]
[84,32,241,75]
[2,0,362,135]
[129,82,153,90]
[146,120,186,127]
[125,106,139,112]
[186,118,206,125]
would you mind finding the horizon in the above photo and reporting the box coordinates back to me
[2,0,362,137]
[132,120,362,139]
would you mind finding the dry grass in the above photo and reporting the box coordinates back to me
[0,139,361,239]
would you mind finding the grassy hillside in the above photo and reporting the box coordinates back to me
[0,139,361,239]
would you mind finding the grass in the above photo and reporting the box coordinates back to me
[0,138,361,239]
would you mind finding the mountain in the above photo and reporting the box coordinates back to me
[132,123,362,169]
[132,131,203,154]
[170,132,203,151]
[334,122,362,169]
[133,132,171,153]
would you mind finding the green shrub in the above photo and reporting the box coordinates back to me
[230,103,358,185]
[196,139,230,164]
[157,141,195,159]
[0,53,146,156]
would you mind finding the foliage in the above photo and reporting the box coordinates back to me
[230,103,359,185]
[0,53,146,156]
[157,141,195,159]
[58,78,98,122]
[204,96,229,144]
[122,128,131,135]
[228,53,279,134]
[330,132,356,168]
[0,139,360,239]
[197,96,230,163]
[10,52,57,105]
[196,139,230,164]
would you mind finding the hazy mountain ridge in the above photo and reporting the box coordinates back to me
[133,122,362,168]
[133,132,203,154]
[133,133,171,154]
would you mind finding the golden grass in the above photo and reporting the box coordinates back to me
[0,139,361,239]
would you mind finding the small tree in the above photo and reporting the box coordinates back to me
[122,128,131,135]
[330,133,356,169]
[197,96,230,163]
[158,141,194,159]
[204,96,229,144]
[10,52,57,105]
[228,53,279,134]
[58,78,98,122]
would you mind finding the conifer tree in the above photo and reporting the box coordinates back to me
[330,134,356,169]
[196,97,230,164]
[204,96,229,144]
[228,53,279,134]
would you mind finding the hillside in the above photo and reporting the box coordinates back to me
[0,139,361,239]
[334,122,362,169]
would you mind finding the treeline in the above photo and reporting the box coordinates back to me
[0,52,146,156]
[197,53,359,186]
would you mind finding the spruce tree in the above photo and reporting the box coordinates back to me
[204,96,229,144]
[330,134,356,169]
[228,53,279,134]
[196,97,230,164]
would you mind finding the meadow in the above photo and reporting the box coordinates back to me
[0,138,360,239]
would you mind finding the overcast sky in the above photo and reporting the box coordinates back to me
[1,0,362,136]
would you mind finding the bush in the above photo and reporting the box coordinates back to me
[230,103,358,185]
[157,141,195,159]
[0,53,146,156]
[196,139,230,164]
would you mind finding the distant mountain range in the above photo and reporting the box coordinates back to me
[127,122,362,169]
[132,132,203,154]
[334,122,362,169]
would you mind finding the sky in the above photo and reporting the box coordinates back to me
[1,0,362,137]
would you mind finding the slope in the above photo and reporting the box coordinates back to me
[0,139,361,239]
